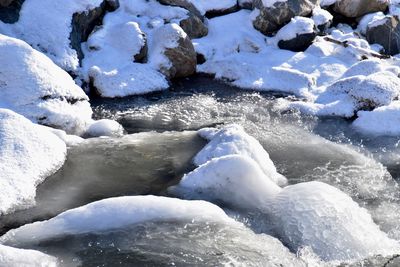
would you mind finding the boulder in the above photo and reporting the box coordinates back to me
[0,0,24,23]
[0,34,93,135]
[276,17,317,52]
[150,23,196,79]
[179,12,208,39]
[252,0,319,36]
[157,0,202,17]
[333,0,389,18]
[366,15,400,56]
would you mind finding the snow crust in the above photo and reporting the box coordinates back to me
[0,196,234,245]
[0,109,66,215]
[0,244,57,267]
[0,0,104,71]
[0,34,92,135]
[194,125,287,185]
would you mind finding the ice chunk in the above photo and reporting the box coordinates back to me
[194,124,287,185]
[86,119,124,137]
[0,244,57,267]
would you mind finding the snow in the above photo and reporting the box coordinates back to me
[273,16,315,43]
[170,155,282,210]
[0,109,66,215]
[0,0,104,71]
[194,124,287,186]
[320,0,337,6]
[186,0,237,15]
[312,8,333,27]
[86,119,124,137]
[0,195,234,245]
[0,245,58,267]
[0,34,93,135]
[80,0,192,97]
[358,12,386,35]
[353,101,400,136]
[170,136,400,262]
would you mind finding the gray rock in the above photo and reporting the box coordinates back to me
[366,16,400,56]
[239,0,253,10]
[334,0,388,18]
[252,0,319,35]
[70,0,119,63]
[0,0,24,23]
[278,32,317,52]
[179,12,208,39]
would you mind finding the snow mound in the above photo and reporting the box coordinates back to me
[0,0,104,71]
[272,181,400,261]
[194,124,287,185]
[86,119,124,137]
[0,244,57,267]
[273,16,315,43]
[0,109,66,215]
[170,155,281,211]
[353,101,400,136]
[0,195,233,245]
[0,34,92,135]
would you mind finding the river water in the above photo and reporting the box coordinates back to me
[1,76,399,266]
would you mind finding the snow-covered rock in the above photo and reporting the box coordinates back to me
[312,7,333,33]
[149,23,196,78]
[0,34,92,135]
[274,16,316,52]
[86,119,124,137]
[0,0,107,71]
[358,12,386,35]
[0,244,58,267]
[333,0,389,18]
[0,109,66,215]
[158,0,237,16]
[252,0,318,35]
[366,15,400,56]
[0,195,234,245]
[194,125,287,186]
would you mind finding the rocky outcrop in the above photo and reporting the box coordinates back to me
[154,24,197,78]
[333,0,389,18]
[252,0,319,36]
[179,12,208,39]
[366,16,400,56]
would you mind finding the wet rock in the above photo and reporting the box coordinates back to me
[0,0,24,23]
[179,12,208,39]
[366,16,400,56]
[333,0,389,18]
[153,23,196,79]
[252,0,318,36]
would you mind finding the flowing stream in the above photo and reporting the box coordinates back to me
[1,76,400,266]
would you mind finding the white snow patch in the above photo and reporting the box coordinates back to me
[0,244,58,267]
[0,34,92,135]
[86,119,124,137]
[195,124,287,186]
[0,0,104,71]
[0,109,66,215]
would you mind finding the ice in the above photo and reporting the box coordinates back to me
[194,124,287,185]
[0,34,92,135]
[86,119,124,137]
[0,109,66,215]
